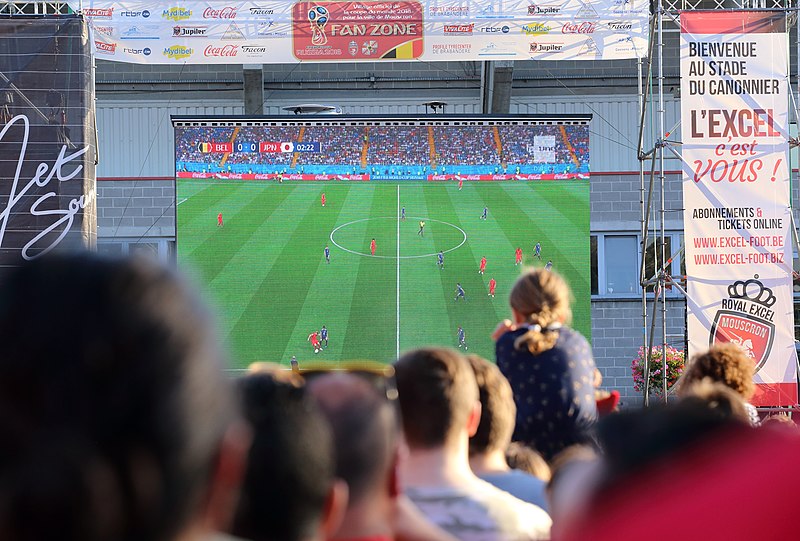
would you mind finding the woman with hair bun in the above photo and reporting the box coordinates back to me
[493,269,598,461]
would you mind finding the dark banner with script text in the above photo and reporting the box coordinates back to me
[0,16,97,271]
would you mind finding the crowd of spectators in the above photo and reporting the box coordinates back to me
[297,126,364,167]
[367,126,431,165]
[432,126,501,166]
[175,126,236,163]
[0,253,796,541]
[497,126,589,173]
[176,124,593,176]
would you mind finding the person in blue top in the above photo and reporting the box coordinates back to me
[481,207,488,220]
[324,245,330,264]
[544,260,552,271]
[401,206,406,220]
[437,250,444,269]
[457,326,467,350]
[454,283,466,301]
[492,269,597,462]
[533,242,541,260]
[320,325,328,348]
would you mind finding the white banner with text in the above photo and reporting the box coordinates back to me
[71,0,649,63]
[680,11,797,406]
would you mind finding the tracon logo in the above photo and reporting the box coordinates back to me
[242,45,269,54]
[249,7,274,15]
[608,21,633,30]
[204,44,239,57]
[203,6,237,19]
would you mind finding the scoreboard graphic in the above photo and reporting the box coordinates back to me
[198,141,322,153]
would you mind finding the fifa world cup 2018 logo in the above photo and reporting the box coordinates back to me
[308,5,329,45]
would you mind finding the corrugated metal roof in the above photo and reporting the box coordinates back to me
[96,94,679,178]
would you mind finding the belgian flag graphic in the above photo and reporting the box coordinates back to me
[381,38,423,59]
[198,142,212,153]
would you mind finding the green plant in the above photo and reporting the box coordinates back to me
[631,345,685,395]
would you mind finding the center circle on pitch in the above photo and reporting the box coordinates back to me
[330,216,467,259]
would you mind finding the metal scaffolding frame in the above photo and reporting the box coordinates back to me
[0,1,69,15]
[638,0,798,405]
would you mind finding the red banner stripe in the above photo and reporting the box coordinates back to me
[680,11,785,34]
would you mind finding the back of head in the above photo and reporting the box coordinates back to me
[598,382,750,487]
[394,348,478,449]
[233,373,335,541]
[509,269,572,354]
[0,253,236,541]
[466,355,516,456]
[680,343,755,400]
[307,373,399,506]
[505,442,551,482]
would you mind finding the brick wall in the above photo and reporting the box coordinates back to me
[97,180,175,239]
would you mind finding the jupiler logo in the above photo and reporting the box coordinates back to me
[528,3,561,15]
[710,276,776,373]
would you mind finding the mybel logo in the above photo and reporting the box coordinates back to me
[710,276,776,373]
[522,23,551,35]
[163,45,193,59]
[162,7,191,21]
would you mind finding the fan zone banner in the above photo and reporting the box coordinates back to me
[71,0,649,63]
[680,11,797,406]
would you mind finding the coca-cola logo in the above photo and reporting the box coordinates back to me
[562,22,596,34]
[203,6,237,19]
[204,44,239,57]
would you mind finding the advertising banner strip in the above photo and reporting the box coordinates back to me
[680,11,797,406]
[72,0,650,63]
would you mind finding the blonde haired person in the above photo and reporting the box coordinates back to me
[493,269,598,462]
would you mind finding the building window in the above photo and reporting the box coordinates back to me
[96,238,175,264]
[592,232,683,297]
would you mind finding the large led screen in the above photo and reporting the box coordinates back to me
[175,116,590,368]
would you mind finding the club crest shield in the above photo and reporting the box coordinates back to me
[709,277,776,373]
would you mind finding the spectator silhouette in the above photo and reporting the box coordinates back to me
[0,253,249,541]
[493,269,598,462]
[466,355,549,512]
[233,373,347,541]
[394,347,551,541]
[307,372,458,541]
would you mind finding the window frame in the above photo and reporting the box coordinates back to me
[591,231,684,298]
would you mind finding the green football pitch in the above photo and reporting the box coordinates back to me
[177,181,590,369]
